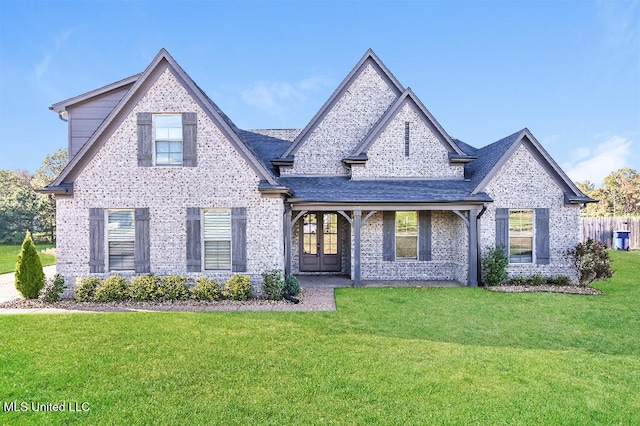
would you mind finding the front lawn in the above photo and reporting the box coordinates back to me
[0,244,56,274]
[1,251,638,424]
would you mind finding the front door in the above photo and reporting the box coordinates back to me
[300,212,341,272]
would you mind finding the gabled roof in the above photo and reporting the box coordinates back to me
[49,74,141,113]
[346,88,470,161]
[47,49,282,190]
[280,49,405,159]
[467,128,595,204]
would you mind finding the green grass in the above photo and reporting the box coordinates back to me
[0,244,56,274]
[1,251,639,425]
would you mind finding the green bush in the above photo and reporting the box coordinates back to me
[42,274,65,303]
[567,238,614,285]
[75,277,101,301]
[261,269,284,300]
[530,272,546,286]
[14,231,45,299]
[128,275,159,301]
[224,274,251,301]
[190,276,222,301]
[94,275,128,302]
[157,275,189,300]
[284,275,300,296]
[552,276,572,286]
[482,246,509,286]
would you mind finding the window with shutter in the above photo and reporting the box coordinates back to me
[154,114,183,166]
[203,210,232,270]
[107,210,135,270]
[396,211,418,260]
[508,209,533,263]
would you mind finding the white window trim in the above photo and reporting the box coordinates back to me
[106,208,136,272]
[395,211,419,261]
[153,113,183,167]
[508,209,535,265]
[202,208,233,272]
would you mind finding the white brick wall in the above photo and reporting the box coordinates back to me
[284,64,398,176]
[351,103,465,180]
[481,144,580,281]
[56,68,284,295]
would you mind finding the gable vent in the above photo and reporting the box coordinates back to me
[404,121,410,157]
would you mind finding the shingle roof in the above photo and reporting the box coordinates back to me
[278,176,491,204]
[239,130,296,176]
[463,130,523,188]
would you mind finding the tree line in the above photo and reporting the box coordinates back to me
[0,149,67,244]
[575,168,640,217]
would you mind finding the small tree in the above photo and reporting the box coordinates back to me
[567,238,613,285]
[14,231,45,299]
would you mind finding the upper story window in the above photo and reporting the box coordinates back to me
[155,114,183,166]
[396,211,418,260]
[107,209,135,271]
[509,209,533,263]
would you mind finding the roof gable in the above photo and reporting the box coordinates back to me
[348,88,466,159]
[49,49,280,189]
[280,49,404,159]
[470,128,594,203]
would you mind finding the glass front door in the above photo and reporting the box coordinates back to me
[300,212,341,272]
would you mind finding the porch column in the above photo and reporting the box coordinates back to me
[468,208,479,287]
[284,207,292,277]
[353,209,362,287]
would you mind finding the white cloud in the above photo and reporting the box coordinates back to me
[565,136,633,186]
[240,75,333,114]
[32,29,73,79]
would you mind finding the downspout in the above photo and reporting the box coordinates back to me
[49,106,68,122]
[476,204,487,285]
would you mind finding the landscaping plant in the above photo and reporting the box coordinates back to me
[482,246,508,286]
[14,231,45,299]
[190,276,222,301]
[157,275,189,300]
[284,274,300,296]
[41,274,65,303]
[128,274,159,301]
[75,277,101,301]
[261,269,284,300]
[567,238,613,285]
[93,275,128,302]
[224,274,251,301]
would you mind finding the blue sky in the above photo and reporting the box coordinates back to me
[0,0,638,186]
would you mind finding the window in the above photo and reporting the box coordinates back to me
[155,114,183,165]
[396,211,418,259]
[203,210,231,270]
[107,210,135,270]
[509,210,533,263]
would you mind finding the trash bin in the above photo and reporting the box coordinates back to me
[613,230,630,251]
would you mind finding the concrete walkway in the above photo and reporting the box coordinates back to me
[0,265,57,303]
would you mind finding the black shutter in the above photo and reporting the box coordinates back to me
[89,208,105,273]
[231,207,247,272]
[137,112,153,167]
[535,208,550,265]
[418,210,432,261]
[186,207,201,272]
[182,112,197,167]
[383,211,395,261]
[495,208,509,250]
[135,208,151,273]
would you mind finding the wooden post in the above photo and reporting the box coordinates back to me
[468,208,479,287]
[284,207,292,277]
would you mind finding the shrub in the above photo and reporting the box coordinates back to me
[567,238,613,286]
[128,275,159,301]
[530,272,546,286]
[14,231,45,299]
[482,246,509,286]
[548,275,572,286]
[75,277,101,301]
[284,275,300,296]
[41,274,65,303]
[261,269,284,300]
[157,275,189,300]
[94,275,128,302]
[224,274,251,301]
[509,275,527,286]
[191,276,222,301]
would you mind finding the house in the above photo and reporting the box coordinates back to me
[42,49,594,295]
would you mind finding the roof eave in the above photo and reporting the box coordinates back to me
[36,183,73,196]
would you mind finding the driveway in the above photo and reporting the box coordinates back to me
[0,265,57,302]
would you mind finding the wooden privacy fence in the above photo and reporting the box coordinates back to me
[581,217,640,250]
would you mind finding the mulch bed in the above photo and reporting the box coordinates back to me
[485,285,603,295]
